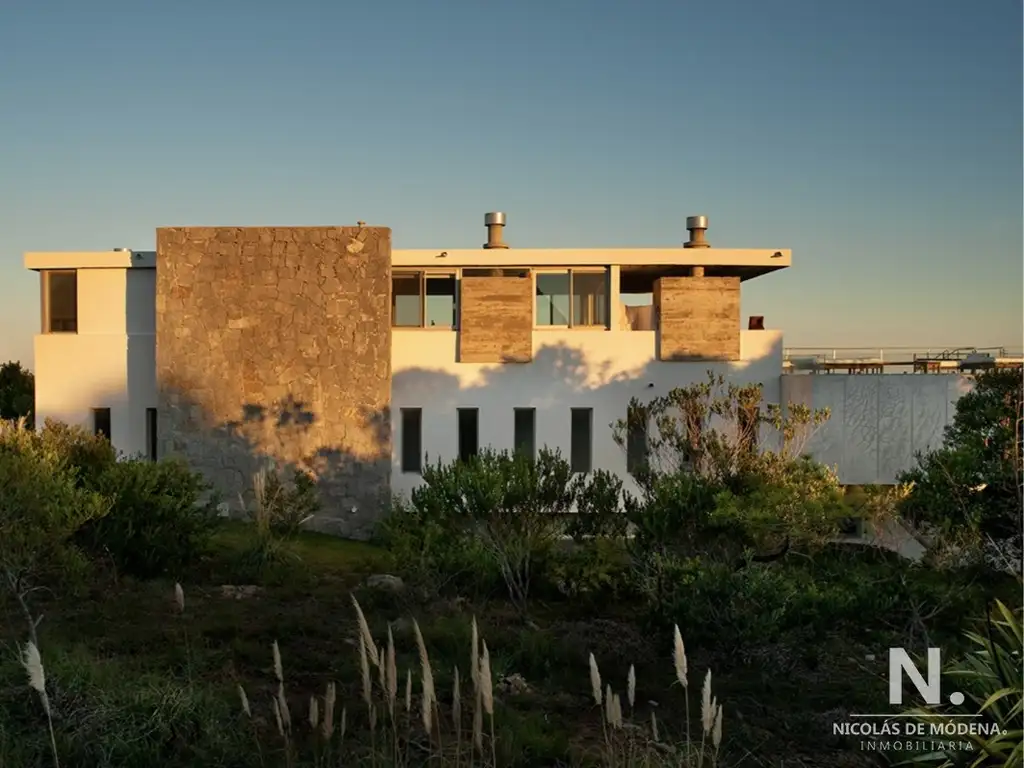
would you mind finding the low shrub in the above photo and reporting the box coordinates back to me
[76,458,221,580]
[0,420,109,597]
[36,418,118,484]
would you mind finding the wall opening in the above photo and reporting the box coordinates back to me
[92,407,111,440]
[457,408,479,463]
[400,408,423,473]
[42,270,78,333]
[535,269,609,328]
[391,271,458,328]
[570,407,593,473]
[626,406,649,476]
[514,408,536,460]
[146,407,158,461]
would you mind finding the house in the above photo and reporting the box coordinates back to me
[23,214,970,537]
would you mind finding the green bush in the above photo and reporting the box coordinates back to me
[37,418,118,484]
[0,421,109,594]
[76,458,221,579]
[564,468,627,541]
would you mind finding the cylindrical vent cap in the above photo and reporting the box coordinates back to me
[484,212,506,226]
[686,215,708,230]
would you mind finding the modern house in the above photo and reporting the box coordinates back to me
[23,215,971,537]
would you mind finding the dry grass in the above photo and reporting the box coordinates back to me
[222,593,727,767]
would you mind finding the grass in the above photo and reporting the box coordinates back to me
[0,521,984,767]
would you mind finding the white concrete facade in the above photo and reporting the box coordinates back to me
[23,243,975,495]
[32,261,157,458]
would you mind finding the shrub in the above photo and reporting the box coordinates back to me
[76,458,221,579]
[898,368,1024,573]
[36,419,118,484]
[564,468,627,541]
[900,597,1023,766]
[0,420,109,597]
[0,361,34,428]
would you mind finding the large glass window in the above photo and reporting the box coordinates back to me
[536,269,608,328]
[43,270,78,333]
[535,272,570,326]
[391,272,457,328]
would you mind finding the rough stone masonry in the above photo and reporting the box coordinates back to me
[155,225,392,538]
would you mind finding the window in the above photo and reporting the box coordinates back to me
[536,270,608,328]
[570,408,592,473]
[391,271,457,328]
[626,407,648,477]
[536,272,570,326]
[146,407,158,461]
[514,408,536,459]
[42,270,78,333]
[92,408,111,440]
[457,408,479,463]
[401,408,423,473]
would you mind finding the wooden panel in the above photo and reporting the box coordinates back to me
[459,273,533,363]
[656,276,740,361]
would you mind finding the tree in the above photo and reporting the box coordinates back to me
[0,361,34,428]
[898,368,1024,572]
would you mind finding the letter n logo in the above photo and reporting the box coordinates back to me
[888,647,941,705]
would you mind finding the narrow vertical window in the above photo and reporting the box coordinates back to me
[626,408,648,476]
[93,408,111,440]
[401,408,423,473]
[457,408,479,463]
[514,408,536,460]
[146,407,158,461]
[43,270,78,333]
[570,408,592,473]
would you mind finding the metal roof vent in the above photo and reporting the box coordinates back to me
[684,215,710,248]
[483,212,508,249]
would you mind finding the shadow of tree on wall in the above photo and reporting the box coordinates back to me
[158,335,785,540]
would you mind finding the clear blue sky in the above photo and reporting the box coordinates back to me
[1,0,1021,367]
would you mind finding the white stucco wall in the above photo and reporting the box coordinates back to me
[782,374,974,485]
[33,267,157,458]
[391,329,785,499]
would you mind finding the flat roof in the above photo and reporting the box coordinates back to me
[24,251,156,270]
[25,246,791,280]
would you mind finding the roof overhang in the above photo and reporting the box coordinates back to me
[24,251,156,270]
[391,247,791,281]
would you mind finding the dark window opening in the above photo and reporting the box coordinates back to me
[146,407,158,461]
[401,408,423,473]
[514,408,536,460]
[93,408,111,440]
[457,408,479,463]
[570,408,593,473]
[44,270,78,333]
[626,409,648,477]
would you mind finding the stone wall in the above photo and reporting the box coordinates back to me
[458,272,533,363]
[155,226,392,538]
[655,276,740,361]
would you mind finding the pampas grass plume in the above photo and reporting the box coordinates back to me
[588,653,602,706]
[673,625,687,688]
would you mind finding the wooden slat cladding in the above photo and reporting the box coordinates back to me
[655,276,741,361]
[459,272,533,363]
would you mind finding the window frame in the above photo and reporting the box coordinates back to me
[391,270,459,330]
[534,268,609,330]
[41,269,79,334]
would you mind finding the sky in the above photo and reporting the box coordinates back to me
[1,0,1021,368]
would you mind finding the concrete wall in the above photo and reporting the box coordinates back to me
[155,226,392,538]
[391,329,784,500]
[782,374,974,485]
[656,276,741,361]
[33,266,157,457]
[458,273,534,363]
